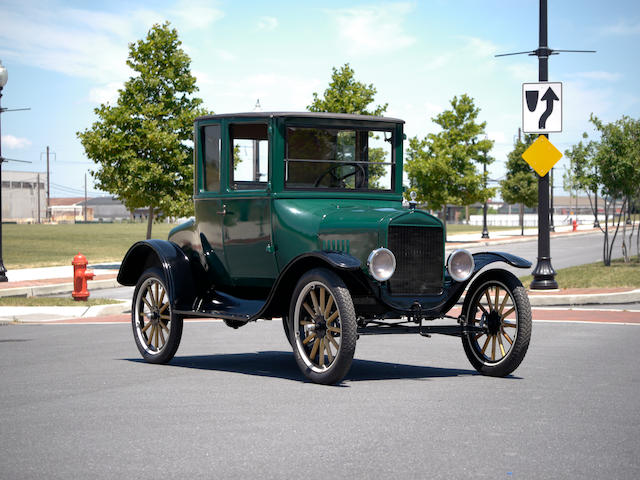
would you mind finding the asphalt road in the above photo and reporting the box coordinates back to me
[455,231,622,278]
[1,319,638,479]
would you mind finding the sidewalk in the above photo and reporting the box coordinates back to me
[2,225,638,323]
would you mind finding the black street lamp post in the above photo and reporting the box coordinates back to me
[481,160,489,239]
[529,0,558,289]
[495,0,594,290]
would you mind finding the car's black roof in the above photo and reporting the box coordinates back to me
[195,111,405,124]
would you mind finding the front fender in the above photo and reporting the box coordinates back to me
[117,240,198,310]
[471,252,532,272]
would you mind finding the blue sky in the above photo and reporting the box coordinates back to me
[1,0,639,198]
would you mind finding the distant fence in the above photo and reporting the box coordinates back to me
[468,214,599,227]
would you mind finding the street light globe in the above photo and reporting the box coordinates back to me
[0,60,8,88]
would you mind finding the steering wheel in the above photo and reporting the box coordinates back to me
[313,163,366,188]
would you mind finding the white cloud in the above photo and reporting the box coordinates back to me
[569,71,622,82]
[2,134,32,149]
[329,3,416,55]
[257,16,278,31]
[0,0,224,86]
[88,82,122,105]
[601,19,640,36]
[505,63,537,82]
[171,0,224,30]
[487,130,506,144]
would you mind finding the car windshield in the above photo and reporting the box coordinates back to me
[285,126,394,191]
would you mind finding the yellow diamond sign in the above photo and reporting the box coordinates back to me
[521,135,563,177]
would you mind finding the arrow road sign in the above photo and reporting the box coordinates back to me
[522,82,562,133]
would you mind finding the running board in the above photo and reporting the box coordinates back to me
[175,290,265,322]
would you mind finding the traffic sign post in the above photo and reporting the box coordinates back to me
[495,0,595,290]
[522,82,562,133]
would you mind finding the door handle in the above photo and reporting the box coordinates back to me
[216,204,227,216]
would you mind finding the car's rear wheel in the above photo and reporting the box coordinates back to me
[132,268,183,364]
[461,270,531,377]
[289,268,357,385]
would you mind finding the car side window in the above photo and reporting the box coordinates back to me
[202,125,221,192]
[230,123,268,190]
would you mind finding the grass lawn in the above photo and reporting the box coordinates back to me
[3,222,175,269]
[520,258,640,289]
[0,296,120,306]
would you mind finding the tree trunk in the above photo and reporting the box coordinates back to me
[519,204,524,236]
[146,206,154,240]
[622,197,629,263]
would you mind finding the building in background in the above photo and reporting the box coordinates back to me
[49,197,93,222]
[1,170,47,223]
[83,196,130,221]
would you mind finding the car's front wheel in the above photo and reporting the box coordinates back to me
[132,268,183,364]
[289,268,357,385]
[461,270,531,377]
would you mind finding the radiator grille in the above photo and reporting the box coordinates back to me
[387,226,443,295]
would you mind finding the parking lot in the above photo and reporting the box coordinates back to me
[1,318,638,479]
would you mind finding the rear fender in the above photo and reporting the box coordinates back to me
[117,240,198,310]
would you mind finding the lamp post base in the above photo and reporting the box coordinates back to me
[0,261,7,282]
[481,230,489,239]
[530,256,558,290]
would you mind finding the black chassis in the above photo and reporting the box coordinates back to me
[118,240,531,337]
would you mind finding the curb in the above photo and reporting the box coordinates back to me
[0,300,129,323]
[0,278,122,298]
[527,289,640,307]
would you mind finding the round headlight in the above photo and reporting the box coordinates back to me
[367,248,396,282]
[447,249,475,282]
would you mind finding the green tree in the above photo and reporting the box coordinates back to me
[308,63,388,187]
[77,22,209,239]
[405,94,495,222]
[565,115,640,265]
[500,134,538,235]
[308,63,387,116]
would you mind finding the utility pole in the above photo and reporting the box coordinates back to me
[37,173,41,223]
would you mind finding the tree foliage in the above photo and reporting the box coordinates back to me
[405,94,495,212]
[565,115,640,265]
[308,63,387,116]
[500,134,538,207]
[77,22,209,238]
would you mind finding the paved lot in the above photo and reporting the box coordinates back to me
[1,319,639,479]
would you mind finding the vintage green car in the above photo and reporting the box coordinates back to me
[118,112,532,384]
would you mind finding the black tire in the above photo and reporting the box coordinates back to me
[461,270,531,377]
[289,268,357,385]
[131,268,183,364]
[282,315,293,347]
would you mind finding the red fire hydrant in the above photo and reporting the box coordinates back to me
[72,253,95,301]
[572,219,578,232]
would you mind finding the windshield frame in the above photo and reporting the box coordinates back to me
[283,123,396,193]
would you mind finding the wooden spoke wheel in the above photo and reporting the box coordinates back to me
[461,271,531,377]
[132,268,183,364]
[289,268,356,385]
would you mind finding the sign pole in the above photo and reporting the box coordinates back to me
[530,0,558,289]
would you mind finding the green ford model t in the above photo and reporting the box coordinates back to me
[118,112,532,384]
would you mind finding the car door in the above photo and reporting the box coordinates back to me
[221,121,278,287]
